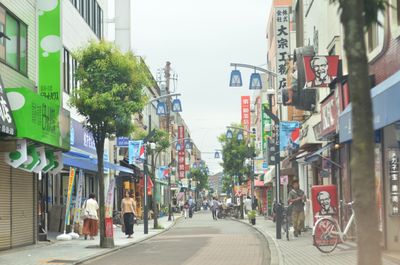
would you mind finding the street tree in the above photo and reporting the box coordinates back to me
[70,40,150,248]
[218,125,255,218]
[329,0,388,264]
[147,129,170,228]
[189,166,209,192]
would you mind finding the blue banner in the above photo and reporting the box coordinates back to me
[128,140,144,164]
[280,121,300,151]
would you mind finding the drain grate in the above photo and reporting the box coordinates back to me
[46,259,77,264]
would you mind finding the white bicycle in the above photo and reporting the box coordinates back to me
[312,201,355,253]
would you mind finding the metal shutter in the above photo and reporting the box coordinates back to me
[11,167,34,248]
[0,156,11,250]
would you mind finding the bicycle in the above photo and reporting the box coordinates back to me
[281,206,291,241]
[313,201,355,253]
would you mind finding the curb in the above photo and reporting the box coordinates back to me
[232,218,283,265]
[72,217,182,265]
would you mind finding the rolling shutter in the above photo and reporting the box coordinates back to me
[11,167,34,248]
[0,157,11,250]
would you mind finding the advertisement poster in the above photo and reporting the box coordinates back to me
[279,121,300,151]
[303,56,339,88]
[128,140,144,164]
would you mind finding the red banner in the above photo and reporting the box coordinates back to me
[178,126,185,179]
[241,96,251,132]
[303,56,339,88]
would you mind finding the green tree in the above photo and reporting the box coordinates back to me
[329,0,388,264]
[146,129,170,228]
[189,167,209,191]
[218,125,255,218]
[70,40,150,248]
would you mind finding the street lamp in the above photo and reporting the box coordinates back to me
[144,93,182,234]
[226,129,233,140]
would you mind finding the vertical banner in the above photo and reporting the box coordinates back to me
[105,178,115,218]
[38,0,62,107]
[178,126,185,179]
[128,140,145,164]
[241,96,251,132]
[73,170,84,223]
[262,102,272,151]
[65,167,76,226]
[279,121,300,151]
[275,7,290,104]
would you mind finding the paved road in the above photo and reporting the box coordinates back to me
[83,211,270,265]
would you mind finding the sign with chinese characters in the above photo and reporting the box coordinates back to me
[303,56,339,88]
[320,92,339,137]
[5,87,70,150]
[117,136,130,147]
[0,75,16,136]
[178,126,185,179]
[388,149,400,216]
[275,7,290,104]
[70,119,96,155]
[241,96,251,132]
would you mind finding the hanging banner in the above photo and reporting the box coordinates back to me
[73,170,84,223]
[105,178,115,218]
[0,74,16,136]
[178,126,185,179]
[42,150,56,173]
[33,146,47,173]
[65,167,76,226]
[19,144,40,172]
[50,151,63,174]
[303,56,339,88]
[275,7,290,104]
[157,166,170,180]
[262,102,272,151]
[4,139,27,168]
[241,96,251,132]
[280,121,300,151]
[128,140,145,164]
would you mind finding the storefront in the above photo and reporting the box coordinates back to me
[339,70,400,250]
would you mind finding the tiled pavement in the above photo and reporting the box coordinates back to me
[237,216,400,265]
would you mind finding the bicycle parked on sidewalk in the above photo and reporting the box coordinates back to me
[313,201,355,253]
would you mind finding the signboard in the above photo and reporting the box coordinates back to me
[105,178,115,218]
[241,96,251,132]
[275,7,290,104]
[50,151,63,174]
[178,126,185,179]
[279,121,300,151]
[254,159,268,174]
[303,56,339,88]
[65,167,76,226]
[117,137,130,147]
[128,140,144,164]
[70,119,96,155]
[388,149,400,216]
[0,75,16,136]
[6,87,70,149]
[73,170,84,223]
[33,146,47,173]
[38,0,62,107]
[280,175,288,185]
[19,144,40,172]
[320,93,339,137]
[4,139,27,168]
[261,103,272,151]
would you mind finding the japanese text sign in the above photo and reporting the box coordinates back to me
[275,7,290,103]
[241,96,251,132]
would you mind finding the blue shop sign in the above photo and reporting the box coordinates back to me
[70,119,96,155]
[117,136,130,147]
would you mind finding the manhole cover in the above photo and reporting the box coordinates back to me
[47,260,76,264]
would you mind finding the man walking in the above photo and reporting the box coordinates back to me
[288,180,306,237]
[210,197,218,220]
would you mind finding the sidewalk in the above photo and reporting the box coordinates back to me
[238,216,400,265]
[0,215,180,265]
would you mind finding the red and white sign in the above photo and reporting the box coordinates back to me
[303,56,339,88]
[241,96,251,132]
[320,93,339,137]
[178,126,185,179]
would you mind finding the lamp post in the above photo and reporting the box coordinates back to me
[144,93,182,234]
[228,63,283,239]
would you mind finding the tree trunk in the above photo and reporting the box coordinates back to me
[96,137,115,248]
[340,1,381,264]
[151,155,159,228]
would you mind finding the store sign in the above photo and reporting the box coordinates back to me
[19,144,40,172]
[254,159,268,174]
[4,139,27,168]
[5,87,70,149]
[42,150,56,173]
[38,0,62,107]
[178,126,185,179]
[117,137,130,147]
[320,93,339,137]
[33,146,47,173]
[50,151,63,174]
[388,149,400,216]
[70,119,96,155]
[275,7,290,104]
[303,56,339,88]
[262,103,272,151]
[0,75,16,136]
[241,96,251,132]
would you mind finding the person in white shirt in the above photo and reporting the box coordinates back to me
[82,193,99,240]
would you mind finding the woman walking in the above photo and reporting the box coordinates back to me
[121,191,137,238]
[82,193,99,240]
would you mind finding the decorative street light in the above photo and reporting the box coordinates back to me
[237,130,244,142]
[229,68,243,87]
[226,129,233,140]
[172,97,183,112]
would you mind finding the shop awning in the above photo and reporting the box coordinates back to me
[339,70,400,143]
[304,144,332,163]
[63,151,133,173]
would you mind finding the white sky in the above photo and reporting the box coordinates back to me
[130,0,271,174]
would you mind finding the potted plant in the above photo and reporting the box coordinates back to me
[247,210,256,225]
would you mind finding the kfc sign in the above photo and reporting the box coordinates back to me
[304,56,339,88]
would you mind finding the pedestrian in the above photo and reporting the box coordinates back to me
[211,197,218,220]
[183,201,189,219]
[178,199,184,215]
[121,190,137,238]
[82,193,99,240]
[288,180,306,237]
[244,196,252,214]
[188,196,194,218]
[252,195,259,211]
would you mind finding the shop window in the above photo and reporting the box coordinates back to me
[70,0,103,39]
[63,48,78,95]
[366,11,384,54]
[1,7,28,75]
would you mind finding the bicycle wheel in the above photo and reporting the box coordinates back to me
[313,218,339,253]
